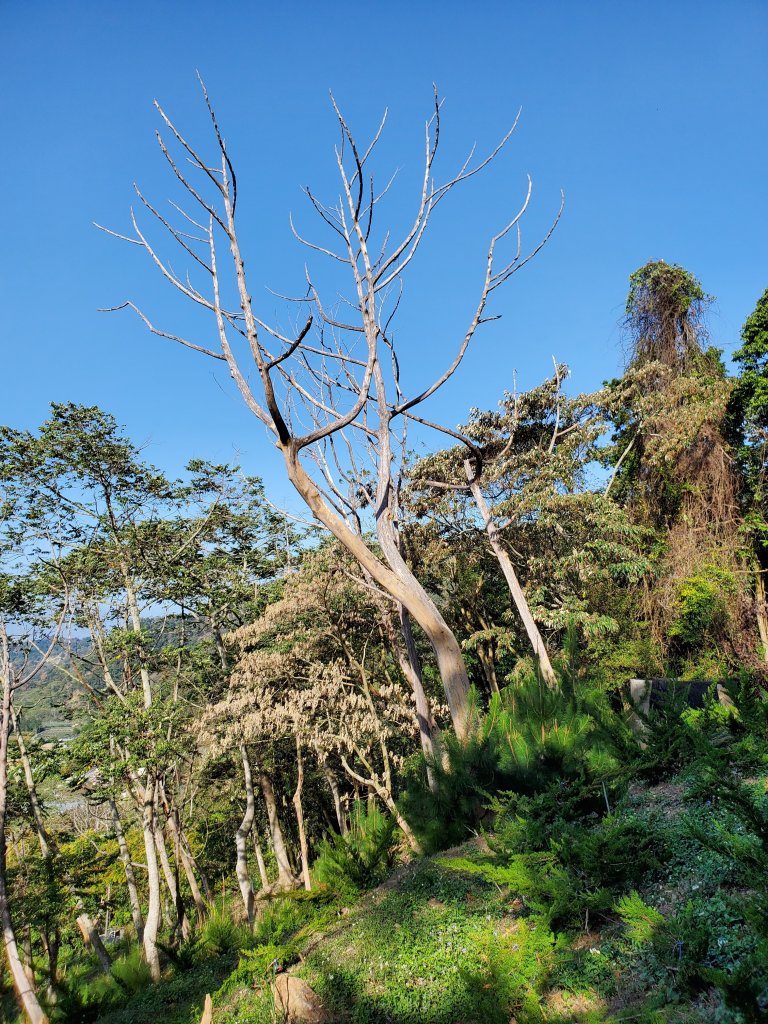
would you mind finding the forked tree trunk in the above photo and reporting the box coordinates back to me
[465,461,558,689]
[109,797,144,940]
[292,737,312,890]
[340,756,422,854]
[258,771,297,890]
[235,745,256,925]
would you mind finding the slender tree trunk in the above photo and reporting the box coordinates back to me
[154,816,190,940]
[140,778,162,981]
[341,756,422,854]
[75,915,112,973]
[285,453,472,739]
[12,715,50,859]
[158,787,206,923]
[319,760,347,836]
[121,570,153,709]
[109,798,144,940]
[21,926,33,984]
[13,703,112,976]
[0,635,49,1024]
[756,567,768,664]
[292,737,312,891]
[258,771,296,890]
[235,745,256,925]
[465,461,558,689]
[253,833,270,892]
[40,929,60,1002]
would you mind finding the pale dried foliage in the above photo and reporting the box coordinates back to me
[608,360,751,663]
[200,548,442,795]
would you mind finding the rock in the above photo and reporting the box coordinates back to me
[199,993,213,1024]
[271,974,328,1023]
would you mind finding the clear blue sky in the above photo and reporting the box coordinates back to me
[2,1,766,503]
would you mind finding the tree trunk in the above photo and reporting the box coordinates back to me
[253,833,270,892]
[465,461,558,689]
[756,566,768,664]
[21,926,33,984]
[12,714,51,859]
[154,817,191,940]
[285,453,472,739]
[320,761,347,836]
[75,914,112,973]
[40,928,60,1002]
[292,737,312,890]
[0,634,49,1024]
[140,778,162,981]
[159,787,207,923]
[235,745,256,925]
[258,771,296,890]
[109,797,145,940]
[340,755,422,854]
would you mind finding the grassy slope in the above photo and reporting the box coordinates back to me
[92,777,758,1024]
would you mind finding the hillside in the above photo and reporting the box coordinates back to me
[79,751,768,1024]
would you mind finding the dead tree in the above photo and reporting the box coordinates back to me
[102,80,561,740]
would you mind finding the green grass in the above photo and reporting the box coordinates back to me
[78,762,768,1024]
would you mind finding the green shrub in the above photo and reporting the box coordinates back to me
[616,890,666,946]
[402,674,632,853]
[312,801,397,894]
[201,907,250,954]
[110,946,154,994]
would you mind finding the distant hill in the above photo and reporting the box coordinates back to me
[12,615,212,740]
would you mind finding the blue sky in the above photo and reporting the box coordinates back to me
[2,1,766,504]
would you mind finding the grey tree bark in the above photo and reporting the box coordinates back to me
[258,771,297,891]
[235,744,256,925]
[465,460,558,689]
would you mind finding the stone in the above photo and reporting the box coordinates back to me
[271,974,329,1023]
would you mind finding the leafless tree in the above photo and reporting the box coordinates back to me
[101,79,561,740]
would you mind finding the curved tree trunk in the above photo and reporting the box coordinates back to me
[285,453,472,740]
[235,745,256,925]
[75,914,112,973]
